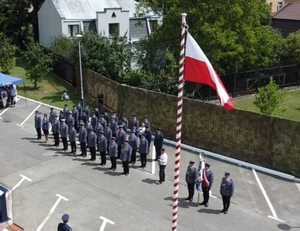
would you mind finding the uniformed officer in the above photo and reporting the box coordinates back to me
[60,119,69,151]
[199,163,214,207]
[34,111,42,140]
[49,107,56,130]
[185,161,198,202]
[98,131,107,165]
[42,113,50,142]
[95,120,104,136]
[139,134,149,168]
[144,127,152,150]
[120,136,132,175]
[154,128,164,161]
[91,114,98,131]
[79,123,87,157]
[105,122,112,153]
[57,214,72,231]
[52,115,60,146]
[88,129,97,161]
[72,106,79,132]
[128,129,138,165]
[116,125,126,158]
[69,124,77,155]
[111,117,118,137]
[220,172,234,214]
[109,137,118,170]
[129,115,139,129]
[66,111,74,128]
[63,104,69,119]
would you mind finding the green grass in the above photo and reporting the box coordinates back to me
[2,59,80,109]
[234,89,300,122]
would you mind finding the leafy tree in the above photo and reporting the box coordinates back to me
[23,42,52,88]
[281,31,300,64]
[139,0,283,76]
[52,37,75,60]
[72,33,131,81]
[254,80,282,115]
[0,33,16,73]
[0,0,45,46]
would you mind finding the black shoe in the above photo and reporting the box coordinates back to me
[221,209,225,213]
[224,210,228,214]
[204,204,208,207]
[199,202,205,205]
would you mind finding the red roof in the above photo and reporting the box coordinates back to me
[273,2,300,20]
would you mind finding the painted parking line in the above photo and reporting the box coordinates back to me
[10,174,33,193]
[252,169,285,223]
[99,216,115,231]
[36,194,69,231]
[17,104,41,127]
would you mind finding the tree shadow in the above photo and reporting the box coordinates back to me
[198,208,221,214]
[142,178,160,185]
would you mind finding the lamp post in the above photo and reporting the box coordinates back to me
[76,33,84,108]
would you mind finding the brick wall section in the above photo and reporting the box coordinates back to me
[81,69,300,176]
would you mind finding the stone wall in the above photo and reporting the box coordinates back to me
[82,69,300,176]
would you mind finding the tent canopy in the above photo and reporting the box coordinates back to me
[0,73,24,87]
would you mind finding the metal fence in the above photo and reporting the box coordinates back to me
[222,64,300,97]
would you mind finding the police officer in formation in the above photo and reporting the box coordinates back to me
[33,103,169,175]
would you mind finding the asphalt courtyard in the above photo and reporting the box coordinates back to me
[0,96,300,231]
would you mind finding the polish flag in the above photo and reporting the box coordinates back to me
[184,33,234,111]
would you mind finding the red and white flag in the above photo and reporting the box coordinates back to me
[184,32,234,111]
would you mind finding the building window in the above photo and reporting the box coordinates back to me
[83,21,97,33]
[109,23,120,37]
[68,24,80,37]
[149,20,158,33]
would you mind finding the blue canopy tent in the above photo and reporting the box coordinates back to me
[0,72,23,87]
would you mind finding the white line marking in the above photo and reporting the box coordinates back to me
[10,174,32,192]
[0,108,10,117]
[36,194,69,231]
[252,169,285,223]
[99,216,115,231]
[151,144,156,175]
[17,104,41,127]
[18,95,62,111]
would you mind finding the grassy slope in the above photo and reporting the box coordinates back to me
[3,61,80,109]
[234,89,300,122]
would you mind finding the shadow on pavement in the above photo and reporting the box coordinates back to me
[142,178,160,185]
[104,171,124,176]
[164,196,198,208]
[278,224,300,230]
[81,162,99,167]
[198,208,221,214]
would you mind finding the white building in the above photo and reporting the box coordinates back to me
[38,0,162,47]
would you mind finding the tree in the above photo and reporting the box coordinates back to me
[0,33,16,73]
[139,0,283,76]
[254,80,282,115]
[23,43,52,88]
[281,31,300,65]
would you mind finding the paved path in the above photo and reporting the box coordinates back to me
[0,97,299,231]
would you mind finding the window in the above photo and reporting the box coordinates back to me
[109,23,120,37]
[149,20,158,33]
[68,25,80,37]
[83,21,97,33]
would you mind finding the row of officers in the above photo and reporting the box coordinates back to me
[34,105,164,176]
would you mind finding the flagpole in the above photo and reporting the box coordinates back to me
[172,13,187,231]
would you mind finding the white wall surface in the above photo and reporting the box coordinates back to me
[96,9,130,39]
[38,0,62,47]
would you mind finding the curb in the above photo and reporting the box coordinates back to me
[164,139,300,183]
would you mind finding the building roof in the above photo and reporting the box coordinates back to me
[51,0,157,20]
[52,0,124,20]
[273,2,300,20]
